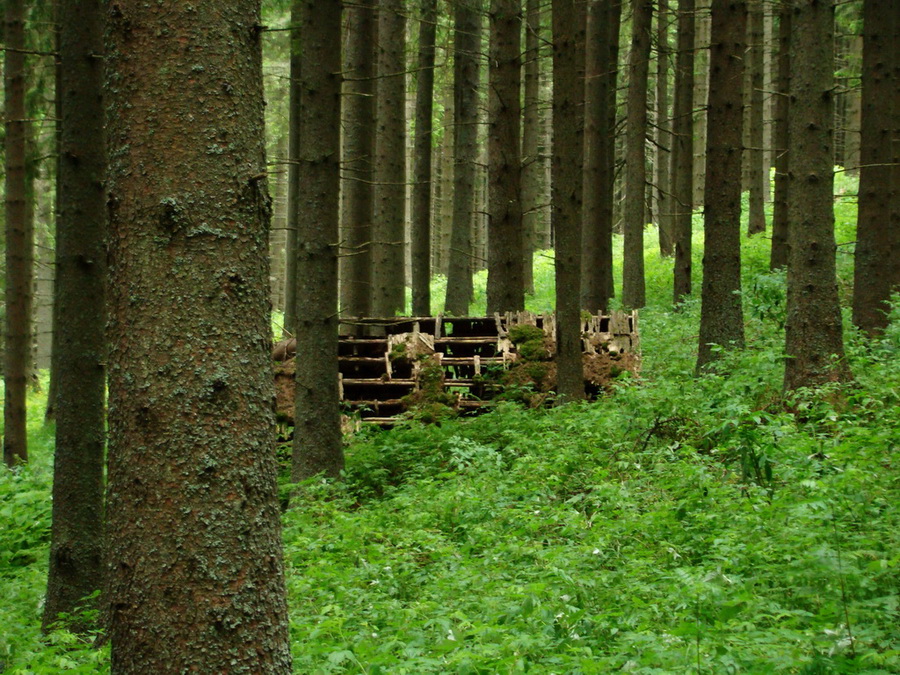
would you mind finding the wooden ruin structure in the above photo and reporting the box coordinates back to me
[275,311,640,426]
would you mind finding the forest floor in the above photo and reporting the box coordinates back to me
[3,183,899,674]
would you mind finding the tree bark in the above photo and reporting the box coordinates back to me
[692,0,711,208]
[340,1,377,320]
[3,0,32,467]
[437,82,455,275]
[486,0,524,313]
[696,0,746,371]
[411,0,437,316]
[445,0,482,315]
[521,0,542,294]
[852,0,896,334]
[43,0,106,633]
[292,0,344,480]
[671,0,695,303]
[552,0,586,401]
[784,0,850,390]
[104,2,292,671]
[373,0,408,316]
[582,0,621,312]
[746,0,767,235]
[770,5,791,270]
[656,0,674,256]
[622,0,653,309]
[283,1,301,336]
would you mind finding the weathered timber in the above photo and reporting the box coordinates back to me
[275,311,640,426]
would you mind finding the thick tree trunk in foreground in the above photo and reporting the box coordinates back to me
[622,0,653,309]
[486,0,524,313]
[3,0,32,467]
[552,0,586,401]
[104,2,292,671]
[43,0,106,632]
[784,0,850,390]
[853,0,897,334]
[411,0,437,316]
[340,1,376,319]
[445,1,482,315]
[696,0,746,371]
[293,0,344,481]
[770,5,791,270]
[671,0,696,303]
[373,0,408,316]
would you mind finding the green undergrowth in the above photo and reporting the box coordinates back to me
[4,175,899,673]
[281,297,899,673]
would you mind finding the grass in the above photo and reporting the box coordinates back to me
[3,175,899,673]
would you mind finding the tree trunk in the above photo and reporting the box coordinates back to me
[622,0,653,309]
[269,133,289,314]
[521,0,540,294]
[45,0,64,424]
[852,0,896,334]
[104,2,292,671]
[283,1,301,335]
[842,33,863,175]
[582,0,621,312]
[373,0,408,316]
[437,82,455,275]
[696,0,746,371]
[783,0,850,390]
[42,0,106,633]
[671,0,696,303]
[445,0,482,315]
[746,0,767,235]
[552,0,586,401]
[656,0,674,256]
[3,0,32,467]
[770,5,791,270]
[340,1,376,320]
[292,0,344,480]
[411,0,437,316]
[486,0,524,313]
[692,0,711,208]
[604,0,622,301]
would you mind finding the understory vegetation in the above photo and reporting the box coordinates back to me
[2,180,899,673]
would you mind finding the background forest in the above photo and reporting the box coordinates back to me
[1,0,899,672]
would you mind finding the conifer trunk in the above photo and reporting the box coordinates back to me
[293,0,344,480]
[104,2,292,670]
[582,0,620,312]
[521,0,542,294]
[671,0,696,303]
[552,0,586,401]
[373,0,408,316]
[622,0,653,309]
[784,0,850,390]
[770,6,791,270]
[340,1,377,319]
[696,0,747,370]
[43,0,106,632]
[411,0,437,316]
[283,1,301,335]
[656,0,674,256]
[445,1,482,315]
[486,0,524,313]
[852,0,896,334]
[746,0,767,235]
[3,0,32,467]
